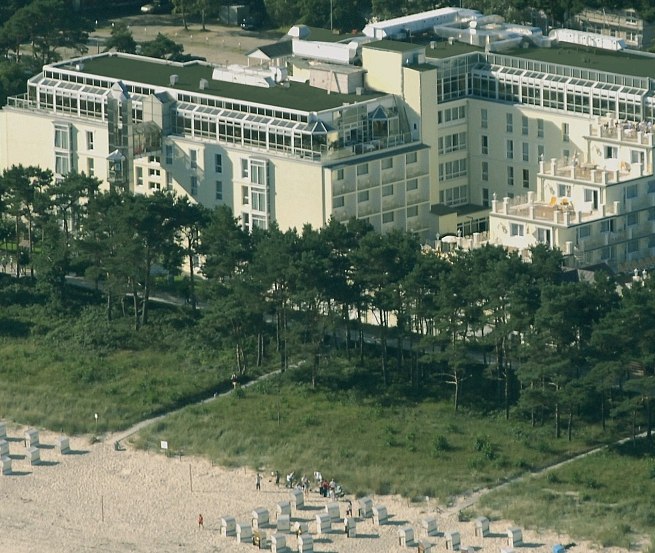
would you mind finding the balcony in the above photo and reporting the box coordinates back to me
[538,158,628,184]
[492,191,619,226]
[588,121,654,147]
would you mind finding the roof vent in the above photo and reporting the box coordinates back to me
[169,74,179,86]
[75,62,84,71]
[199,78,208,90]
[355,87,364,95]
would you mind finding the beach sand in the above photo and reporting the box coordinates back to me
[0,424,625,553]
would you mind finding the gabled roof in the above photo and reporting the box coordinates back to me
[246,41,293,60]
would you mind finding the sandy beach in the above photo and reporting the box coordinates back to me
[0,424,626,553]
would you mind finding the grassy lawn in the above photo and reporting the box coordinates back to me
[475,439,655,548]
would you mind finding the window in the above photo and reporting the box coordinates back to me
[506,113,513,133]
[438,185,468,206]
[481,135,488,155]
[522,169,530,188]
[600,219,615,233]
[87,158,94,176]
[604,146,618,159]
[251,189,266,211]
[333,196,345,208]
[482,187,489,207]
[627,239,639,253]
[407,205,418,218]
[358,190,369,202]
[481,161,489,182]
[507,166,514,186]
[522,142,529,162]
[584,189,594,202]
[215,180,223,201]
[537,144,544,161]
[563,149,570,162]
[522,116,529,136]
[165,144,173,165]
[215,153,222,173]
[148,168,160,177]
[481,108,488,129]
[510,223,524,236]
[190,149,198,170]
[537,118,544,138]
[242,186,249,204]
[336,168,344,180]
[249,161,266,186]
[626,184,638,199]
[558,184,572,197]
[439,105,467,124]
[136,167,143,186]
[148,155,160,164]
[407,179,418,191]
[166,173,173,190]
[86,131,94,150]
[55,152,69,175]
[357,163,369,176]
[54,126,69,149]
[649,180,655,193]
[537,228,551,244]
[578,225,591,239]
[148,181,160,190]
[381,158,393,170]
[241,159,249,178]
[382,184,394,197]
[406,151,417,164]
[627,212,638,226]
[562,123,569,142]
[438,158,467,181]
[191,176,198,196]
[439,132,467,154]
[506,139,514,159]
[382,212,394,224]
[600,246,611,260]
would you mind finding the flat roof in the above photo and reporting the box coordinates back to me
[364,40,424,53]
[424,41,483,59]
[66,54,383,112]
[504,45,655,79]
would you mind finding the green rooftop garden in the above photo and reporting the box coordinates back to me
[364,39,425,53]
[75,54,383,112]
[505,45,655,79]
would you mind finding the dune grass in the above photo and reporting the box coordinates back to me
[475,439,655,549]
[133,362,619,503]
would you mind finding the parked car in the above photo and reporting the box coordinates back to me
[240,17,259,31]
[141,1,169,14]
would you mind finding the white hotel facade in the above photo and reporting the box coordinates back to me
[1,7,655,271]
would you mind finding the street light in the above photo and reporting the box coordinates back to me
[330,0,333,31]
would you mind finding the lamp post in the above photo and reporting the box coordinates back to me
[330,0,333,31]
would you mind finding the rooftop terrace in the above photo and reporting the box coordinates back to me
[61,54,382,112]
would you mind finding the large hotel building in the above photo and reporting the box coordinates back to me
[1,7,655,271]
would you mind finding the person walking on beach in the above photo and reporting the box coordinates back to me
[256,472,262,491]
[198,514,204,529]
